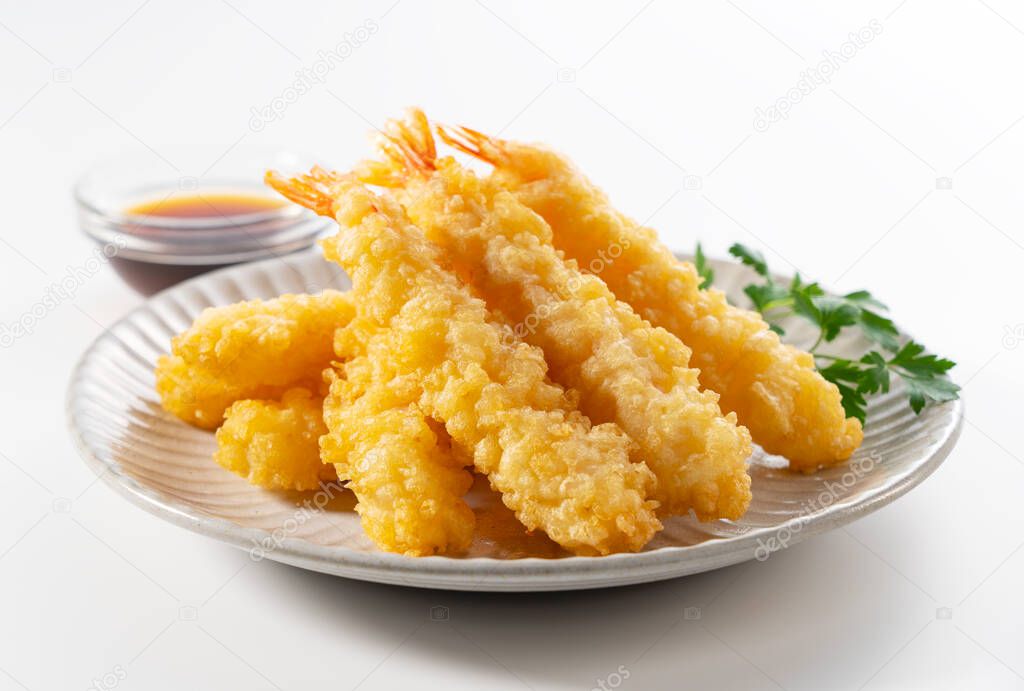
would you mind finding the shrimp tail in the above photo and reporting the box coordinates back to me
[436,123,509,167]
[265,166,349,217]
[356,107,437,187]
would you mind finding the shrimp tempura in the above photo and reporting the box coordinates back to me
[156,291,354,429]
[214,387,336,491]
[267,170,661,555]
[438,125,863,470]
[321,360,476,557]
[362,110,751,520]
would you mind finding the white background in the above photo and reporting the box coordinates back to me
[1,1,1023,689]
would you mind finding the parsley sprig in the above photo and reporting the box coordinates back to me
[695,242,959,424]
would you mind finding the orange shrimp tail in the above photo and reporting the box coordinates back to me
[356,107,438,188]
[436,124,508,166]
[265,166,348,217]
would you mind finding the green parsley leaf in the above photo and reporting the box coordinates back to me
[857,308,900,351]
[728,243,769,277]
[811,295,861,342]
[901,375,960,414]
[817,361,869,423]
[695,243,714,289]
[789,273,822,296]
[843,290,888,310]
[889,341,956,378]
[857,351,890,394]
[695,242,959,424]
[790,284,820,323]
[744,283,789,312]
[817,358,863,385]
[836,382,868,423]
[792,284,858,343]
[887,341,960,413]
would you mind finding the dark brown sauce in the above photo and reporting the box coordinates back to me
[127,192,284,219]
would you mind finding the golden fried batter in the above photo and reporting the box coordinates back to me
[361,110,751,520]
[267,170,661,555]
[321,361,475,556]
[155,291,354,429]
[214,387,336,491]
[439,125,863,470]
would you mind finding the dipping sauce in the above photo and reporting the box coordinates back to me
[126,192,285,218]
[77,152,330,265]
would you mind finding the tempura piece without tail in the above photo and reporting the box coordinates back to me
[266,170,661,555]
[214,387,336,491]
[438,125,863,470]
[362,110,751,520]
[321,357,476,557]
[156,291,354,429]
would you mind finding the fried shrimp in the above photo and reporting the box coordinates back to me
[438,125,863,470]
[321,360,476,556]
[358,110,751,520]
[266,170,661,555]
[155,291,354,429]
[214,387,336,491]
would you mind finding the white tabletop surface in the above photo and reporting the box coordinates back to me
[2,1,1023,689]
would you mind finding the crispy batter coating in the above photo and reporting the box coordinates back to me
[321,359,476,557]
[439,126,863,470]
[214,387,336,490]
[363,111,751,520]
[155,291,354,429]
[267,170,661,555]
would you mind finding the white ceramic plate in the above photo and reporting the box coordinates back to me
[66,250,963,591]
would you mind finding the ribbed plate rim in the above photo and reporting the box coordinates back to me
[65,249,963,591]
